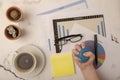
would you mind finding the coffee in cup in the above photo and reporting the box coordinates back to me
[14,52,37,73]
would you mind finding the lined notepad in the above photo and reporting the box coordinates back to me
[51,53,75,78]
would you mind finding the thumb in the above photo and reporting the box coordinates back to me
[83,52,95,62]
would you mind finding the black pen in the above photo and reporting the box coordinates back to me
[94,34,98,66]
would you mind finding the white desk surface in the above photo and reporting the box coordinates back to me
[0,0,120,80]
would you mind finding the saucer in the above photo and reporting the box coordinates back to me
[12,44,46,78]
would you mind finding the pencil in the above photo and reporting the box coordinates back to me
[48,38,51,51]
[94,34,98,66]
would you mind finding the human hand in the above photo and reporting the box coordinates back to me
[72,42,95,70]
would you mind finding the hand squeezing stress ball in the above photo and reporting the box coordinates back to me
[72,42,100,80]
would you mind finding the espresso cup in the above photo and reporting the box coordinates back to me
[6,6,23,22]
[13,52,37,73]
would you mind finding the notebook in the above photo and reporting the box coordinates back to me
[50,53,75,78]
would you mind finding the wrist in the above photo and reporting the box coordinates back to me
[81,65,100,80]
[80,64,94,71]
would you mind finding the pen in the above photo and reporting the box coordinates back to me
[37,0,87,15]
[48,38,51,51]
[94,34,98,66]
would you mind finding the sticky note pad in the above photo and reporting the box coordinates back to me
[51,53,75,78]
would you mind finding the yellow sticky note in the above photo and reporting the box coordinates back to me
[51,53,75,78]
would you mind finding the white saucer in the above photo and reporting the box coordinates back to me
[12,44,46,78]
